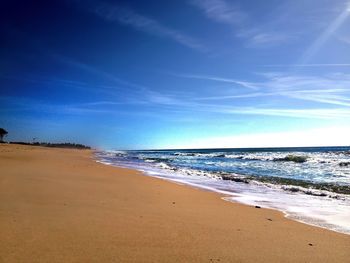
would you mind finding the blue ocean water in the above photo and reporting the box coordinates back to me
[96,146,350,234]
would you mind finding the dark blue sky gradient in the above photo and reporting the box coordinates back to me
[1,0,350,149]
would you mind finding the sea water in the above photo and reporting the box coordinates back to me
[96,146,350,234]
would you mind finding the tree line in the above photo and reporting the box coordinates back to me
[0,128,90,149]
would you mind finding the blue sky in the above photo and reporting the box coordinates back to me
[1,0,350,149]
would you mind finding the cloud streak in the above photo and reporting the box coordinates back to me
[189,0,247,26]
[263,63,350,67]
[174,73,259,90]
[189,0,297,47]
[246,32,295,46]
[169,71,350,119]
[196,104,350,119]
[92,3,207,52]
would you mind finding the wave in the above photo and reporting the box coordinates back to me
[173,152,226,158]
[245,175,350,196]
[96,150,127,158]
[172,151,350,165]
[94,150,350,235]
[223,153,350,166]
[98,150,350,195]
[147,160,350,196]
[141,157,172,163]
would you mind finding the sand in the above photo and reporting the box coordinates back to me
[0,144,349,262]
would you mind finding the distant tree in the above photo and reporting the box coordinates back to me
[0,128,8,142]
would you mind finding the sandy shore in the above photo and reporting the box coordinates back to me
[1,144,349,262]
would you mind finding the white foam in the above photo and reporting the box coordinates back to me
[95,151,350,235]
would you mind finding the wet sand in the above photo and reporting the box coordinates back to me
[1,144,349,262]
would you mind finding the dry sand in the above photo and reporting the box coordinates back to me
[1,144,349,262]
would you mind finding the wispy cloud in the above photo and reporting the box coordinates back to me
[285,91,350,107]
[77,101,125,107]
[91,2,207,52]
[51,53,148,90]
[3,65,350,121]
[245,32,294,47]
[152,72,350,119]
[168,71,350,119]
[217,73,350,103]
[338,35,350,44]
[3,26,149,96]
[189,0,247,26]
[174,73,259,90]
[194,92,270,101]
[0,96,115,115]
[175,71,350,109]
[35,70,350,119]
[189,0,297,47]
[263,63,350,68]
[0,72,145,100]
[213,107,350,119]
[249,73,350,108]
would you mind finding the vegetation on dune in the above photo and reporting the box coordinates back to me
[0,127,90,149]
[9,141,91,149]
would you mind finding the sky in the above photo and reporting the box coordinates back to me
[1,0,350,149]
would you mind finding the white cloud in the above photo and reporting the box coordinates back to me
[194,92,269,101]
[212,107,350,119]
[93,3,207,52]
[189,0,299,47]
[162,71,350,120]
[170,71,350,119]
[189,0,247,26]
[175,73,259,90]
[258,73,350,107]
[177,72,350,107]
[248,32,293,46]
[263,63,350,67]
[338,35,350,44]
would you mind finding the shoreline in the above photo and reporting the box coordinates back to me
[95,150,350,236]
[1,144,350,262]
[103,164,350,236]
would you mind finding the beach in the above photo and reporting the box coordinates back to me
[1,144,350,262]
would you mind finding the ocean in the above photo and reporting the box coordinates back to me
[96,146,350,234]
